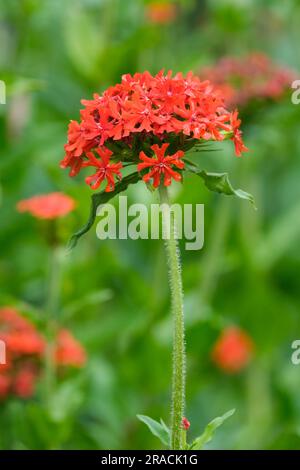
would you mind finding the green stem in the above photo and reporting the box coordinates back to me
[158,185,185,450]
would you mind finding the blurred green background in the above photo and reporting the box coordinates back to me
[1,0,300,450]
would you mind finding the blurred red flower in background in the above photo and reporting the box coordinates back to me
[12,364,39,398]
[0,374,10,399]
[0,307,45,357]
[55,329,86,368]
[199,52,295,109]
[146,2,177,25]
[211,326,254,374]
[17,192,75,220]
[0,307,45,400]
[0,307,86,401]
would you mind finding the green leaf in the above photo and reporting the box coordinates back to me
[137,414,170,447]
[160,418,170,435]
[184,160,256,207]
[189,409,235,450]
[67,171,141,250]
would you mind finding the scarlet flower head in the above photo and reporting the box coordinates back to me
[61,70,247,192]
[55,329,86,368]
[199,52,295,109]
[211,326,254,374]
[17,192,75,220]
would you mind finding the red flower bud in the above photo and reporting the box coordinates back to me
[182,417,190,430]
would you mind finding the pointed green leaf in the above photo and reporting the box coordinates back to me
[67,171,141,250]
[189,409,235,450]
[137,414,170,447]
[184,160,256,207]
[160,418,171,437]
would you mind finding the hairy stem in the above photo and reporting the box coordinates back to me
[159,185,185,450]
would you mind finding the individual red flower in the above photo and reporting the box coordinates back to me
[62,70,247,190]
[55,329,86,368]
[146,2,177,25]
[230,111,249,157]
[64,120,86,157]
[182,417,190,430]
[211,327,254,374]
[83,147,123,192]
[199,52,295,109]
[17,192,75,220]
[138,143,184,187]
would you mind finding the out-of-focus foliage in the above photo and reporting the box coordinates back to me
[1,0,300,449]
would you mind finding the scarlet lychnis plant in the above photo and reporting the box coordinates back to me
[61,70,254,450]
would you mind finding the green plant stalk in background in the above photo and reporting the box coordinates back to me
[44,242,63,405]
[159,185,185,450]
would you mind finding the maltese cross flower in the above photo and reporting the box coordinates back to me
[83,147,123,192]
[62,70,255,451]
[138,143,184,188]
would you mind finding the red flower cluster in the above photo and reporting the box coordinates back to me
[199,53,295,109]
[0,307,45,400]
[0,307,86,401]
[211,327,254,374]
[17,192,75,220]
[61,70,247,192]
